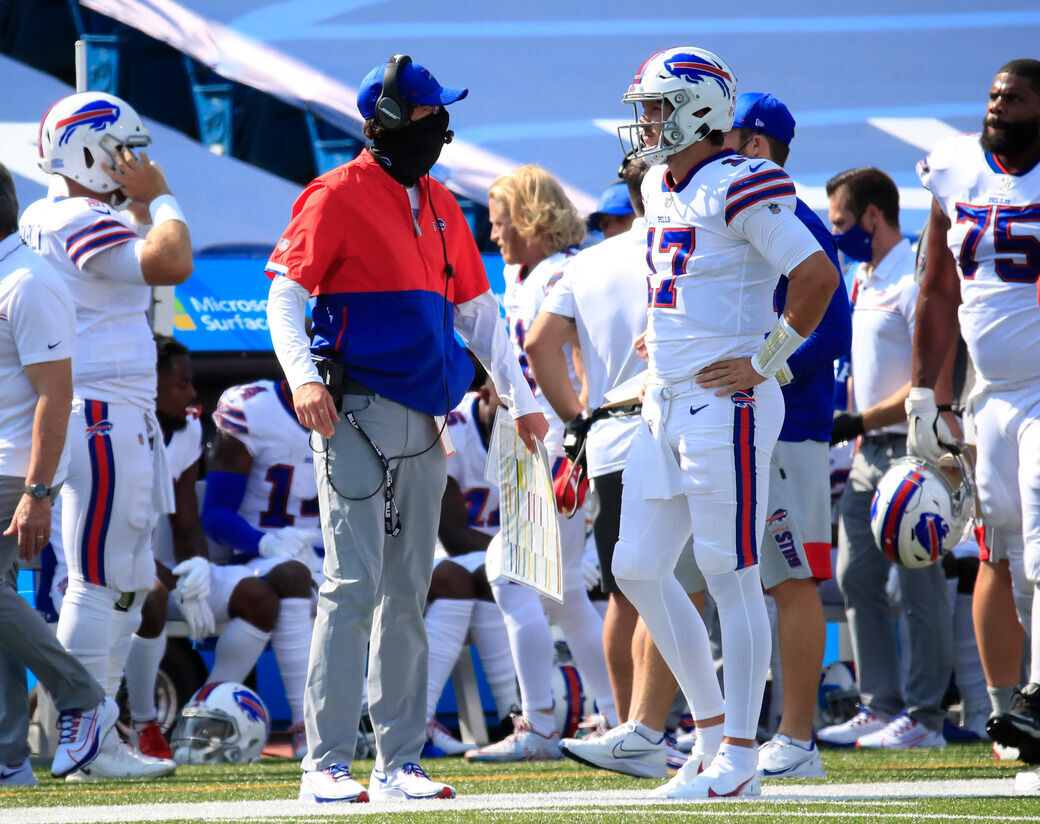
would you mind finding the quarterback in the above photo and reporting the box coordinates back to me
[610,47,837,799]
[21,91,191,779]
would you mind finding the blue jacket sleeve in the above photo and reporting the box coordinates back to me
[200,470,264,556]
[782,200,852,380]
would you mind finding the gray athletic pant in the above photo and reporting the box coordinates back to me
[303,392,446,774]
[836,435,953,732]
[0,477,103,766]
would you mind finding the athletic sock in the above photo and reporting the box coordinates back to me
[988,685,1017,716]
[633,721,664,742]
[271,598,312,725]
[704,567,771,740]
[527,709,557,737]
[695,722,724,764]
[126,629,167,723]
[492,580,555,713]
[207,618,270,684]
[470,601,520,719]
[423,598,474,720]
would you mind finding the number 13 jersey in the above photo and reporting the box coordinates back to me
[641,149,818,383]
[919,133,1040,389]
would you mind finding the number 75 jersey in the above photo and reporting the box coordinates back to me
[213,380,319,532]
[919,133,1040,388]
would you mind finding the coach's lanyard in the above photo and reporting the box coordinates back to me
[344,411,401,537]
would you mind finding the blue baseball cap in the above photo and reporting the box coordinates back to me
[357,59,468,120]
[732,93,796,146]
[590,181,634,219]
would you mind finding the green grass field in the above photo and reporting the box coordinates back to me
[3,741,1038,823]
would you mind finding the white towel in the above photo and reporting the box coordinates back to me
[145,411,176,515]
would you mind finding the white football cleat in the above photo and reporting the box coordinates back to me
[648,748,710,798]
[51,697,119,778]
[368,763,455,800]
[66,735,176,781]
[756,734,825,779]
[1014,766,1040,794]
[816,707,885,747]
[667,748,761,799]
[855,714,945,750]
[464,715,561,762]
[0,757,38,786]
[424,719,470,757]
[562,720,668,778]
[299,764,368,803]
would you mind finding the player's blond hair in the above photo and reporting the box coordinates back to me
[488,165,585,255]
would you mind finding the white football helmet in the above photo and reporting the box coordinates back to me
[869,453,975,569]
[38,92,150,193]
[618,46,738,165]
[171,682,270,765]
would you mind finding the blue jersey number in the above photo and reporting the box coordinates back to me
[259,464,319,528]
[646,226,695,307]
[956,203,1040,283]
[463,487,499,528]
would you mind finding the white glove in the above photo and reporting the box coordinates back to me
[258,526,322,560]
[172,588,215,639]
[171,556,210,601]
[295,542,325,575]
[905,387,957,463]
[582,547,601,591]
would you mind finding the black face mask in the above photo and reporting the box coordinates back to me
[370,108,453,187]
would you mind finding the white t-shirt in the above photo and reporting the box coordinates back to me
[212,380,319,533]
[0,233,76,478]
[19,196,155,408]
[503,248,581,457]
[849,239,918,435]
[540,222,648,476]
[918,133,1040,391]
[641,151,821,382]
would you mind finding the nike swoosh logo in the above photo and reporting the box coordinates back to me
[0,769,21,779]
[690,404,708,416]
[611,739,660,758]
[47,341,61,349]
[748,161,766,172]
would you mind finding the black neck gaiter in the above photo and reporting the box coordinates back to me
[370,108,452,187]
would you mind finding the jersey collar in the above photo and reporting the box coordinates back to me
[984,150,1040,177]
[663,149,736,193]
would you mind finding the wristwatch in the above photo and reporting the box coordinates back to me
[24,483,53,501]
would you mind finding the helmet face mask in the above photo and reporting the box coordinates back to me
[618,47,737,166]
[869,453,975,569]
[38,92,151,195]
[171,682,269,765]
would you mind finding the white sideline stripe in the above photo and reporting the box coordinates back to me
[867,117,961,153]
[8,780,1020,823]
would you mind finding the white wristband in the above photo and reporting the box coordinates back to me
[752,316,807,378]
[148,194,185,227]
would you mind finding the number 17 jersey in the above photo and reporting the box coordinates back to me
[918,133,1040,389]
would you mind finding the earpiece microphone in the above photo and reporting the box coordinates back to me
[444,130,454,144]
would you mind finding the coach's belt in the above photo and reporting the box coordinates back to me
[341,377,375,396]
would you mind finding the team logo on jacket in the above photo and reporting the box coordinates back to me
[55,100,120,146]
[84,420,114,438]
[730,390,756,408]
[277,238,290,251]
[433,217,447,231]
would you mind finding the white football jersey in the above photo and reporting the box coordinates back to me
[19,196,155,407]
[641,151,816,382]
[540,222,648,476]
[918,133,1040,389]
[503,249,581,456]
[445,393,499,536]
[213,380,319,534]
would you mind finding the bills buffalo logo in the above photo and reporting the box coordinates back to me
[664,53,733,98]
[84,420,114,438]
[433,217,447,231]
[730,390,756,408]
[232,688,270,732]
[55,100,120,147]
[913,512,949,556]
